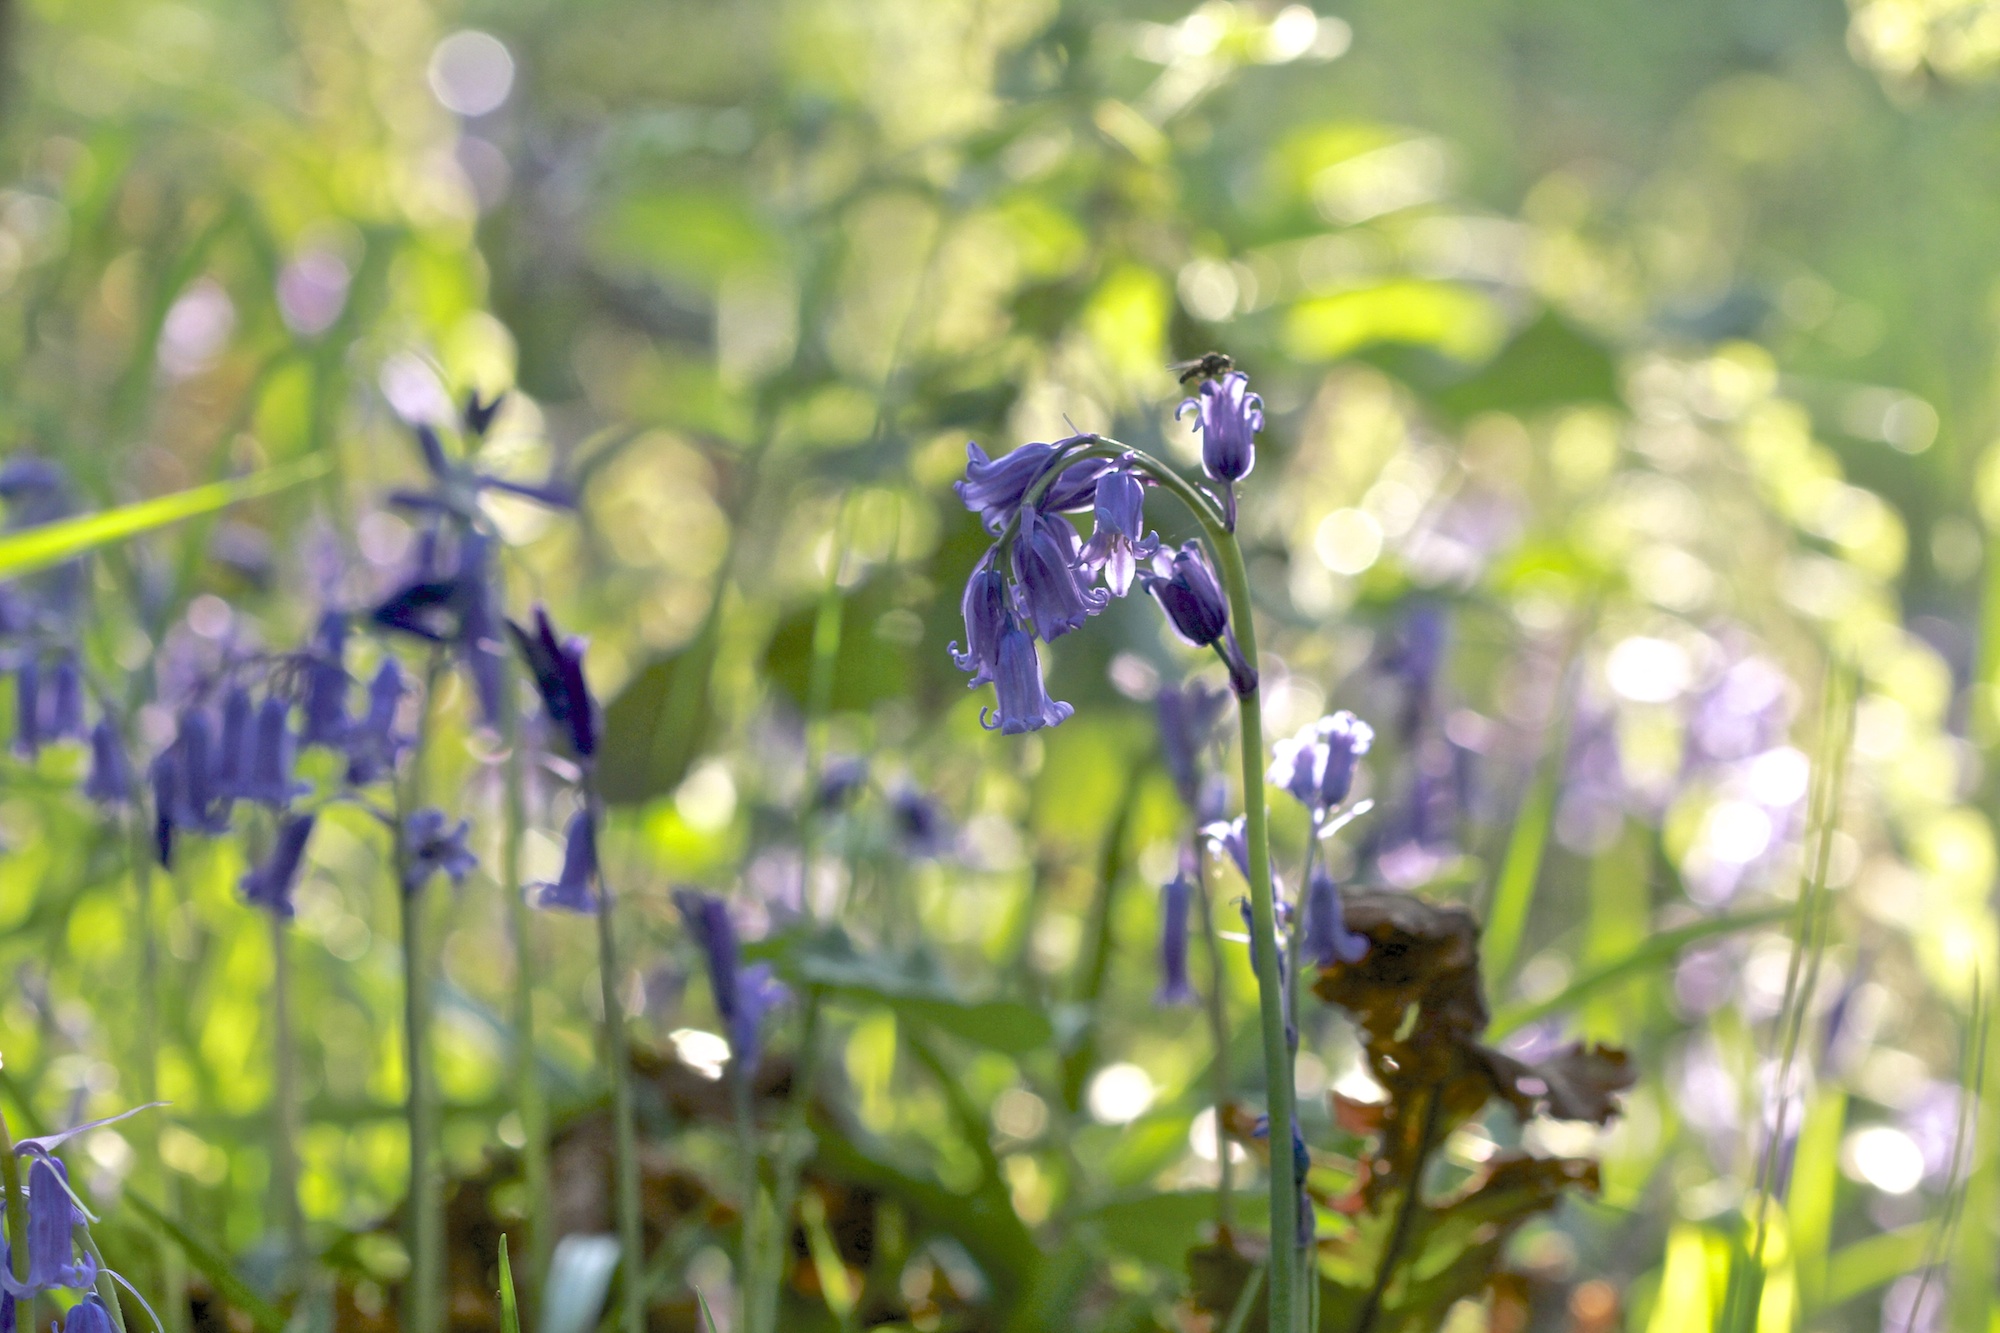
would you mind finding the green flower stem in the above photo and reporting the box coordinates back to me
[127,811,188,1333]
[1114,443,1299,1333]
[500,691,552,1303]
[1192,854,1234,1230]
[269,909,303,1284]
[397,652,446,1333]
[587,784,646,1333]
[731,1060,762,1333]
[0,1109,30,1291]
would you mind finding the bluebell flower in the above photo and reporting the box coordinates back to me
[60,1297,112,1333]
[344,659,410,785]
[244,696,303,806]
[1268,712,1374,817]
[528,809,599,913]
[43,655,82,742]
[11,659,36,758]
[300,612,350,748]
[403,808,478,894]
[948,562,1011,687]
[507,605,597,759]
[1157,679,1229,809]
[1076,470,1158,597]
[240,814,316,918]
[1143,543,1229,648]
[674,889,789,1072]
[174,710,230,833]
[1177,371,1262,486]
[1157,869,1197,1006]
[464,389,505,437]
[1009,505,1106,642]
[815,756,869,811]
[1382,605,1447,741]
[982,624,1072,734]
[22,1156,94,1293]
[388,420,573,521]
[1302,866,1368,968]
[213,686,253,799]
[83,719,131,805]
[954,440,1108,534]
[890,784,950,858]
[149,750,182,867]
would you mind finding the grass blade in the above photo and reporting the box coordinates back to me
[1481,644,1584,992]
[0,455,328,580]
[1488,905,1791,1039]
[501,1234,524,1333]
[694,1288,721,1333]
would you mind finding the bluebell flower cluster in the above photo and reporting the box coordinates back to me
[1268,711,1374,819]
[950,370,1263,733]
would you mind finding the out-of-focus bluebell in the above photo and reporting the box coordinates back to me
[43,655,82,743]
[528,808,599,913]
[890,784,950,858]
[388,420,574,521]
[1009,505,1106,642]
[1143,543,1229,650]
[1380,605,1447,741]
[372,528,511,732]
[1302,866,1368,968]
[1683,653,1791,770]
[949,563,1011,688]
[1156,678,1229,810]
[674,889,791,1072]
[10,659,36,758]
[508,604,597,759]
[213,686,253,799]
[402,807,478,894]
[1156,868,1197,1006]
[0,458,83,636]
[954,439,1107,534]
[344,659,410,785]
[59,1297,113,1333]
[463,389,506,438]
[815,756,869,811]
[241,814,316,918]
[982,624,1072,734]
[84,719,132,805]
[244,696,304,806]
[1178,370,1262,486]
[300,612,350,748]
[1076,470,1158,597]
[174,709,230,833]
[1269,712,1374,817]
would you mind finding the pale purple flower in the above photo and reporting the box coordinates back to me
[1268,712,1374,816]
[1302,867,1367,968]
[1157,870,1197,1005]
[1010,505,1106,642]
[403,808,478,894]
[529,809,599,913]
[1144,543,1229,648]
[1177,371,1262,485]
[949,563,1011,687]
[954,440,1109,534]
[240,814,316,918]
[982,624,1072,734]
[83,719,131,804]
[1157,679,1229,810]
[1076,471,1158,597]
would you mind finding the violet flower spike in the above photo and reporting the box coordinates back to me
[403,808,478,895]
[528,809,600,913]
[241,814,316,918]
[300,612,350,748]
[508,604,597,759]
[982,624,1073,734]
[1076,470,1159,597]
[1303,866,1368,968]
[949,561,1010,687]
[1143,543,1229,648]
[1157,870,1198,1006]
[83,719,131,805]
[1009,504,1106,642]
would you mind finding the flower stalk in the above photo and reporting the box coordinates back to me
[588,783,647,1333]
[397,652,445,1333]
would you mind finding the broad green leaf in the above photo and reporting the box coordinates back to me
[596,630,716,806]
[1489,906,1789,1039]
[1080,1191,1215,1270]
[0,455,329,580]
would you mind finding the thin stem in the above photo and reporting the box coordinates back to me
[0,1108,29,1290]
[732,1062,761,1333]
[501,693,552,1303]
[1192,850,1233,1230]
[588,786,647,1333]
[269,910,303,1284]
[1353,1089,1443,1333]
[129,812,187,1333]
[397,651,445,1333]
[755,993,823,1333]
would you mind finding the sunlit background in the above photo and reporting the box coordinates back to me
[0,0,1997,1330]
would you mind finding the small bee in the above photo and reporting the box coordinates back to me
[1170,351,1235,385]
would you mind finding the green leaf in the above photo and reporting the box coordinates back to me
[694,1287,722,1333]
[1488,906,1791,1039]
[499,1235,522,1333]
[1431,311,1620,418]
[120,1190,287,1333]
[0,455,329,580]
[1079,1191,1215,1270]
[780,930,1054,1054]
[595,630,716,806]
[762,577,916,713]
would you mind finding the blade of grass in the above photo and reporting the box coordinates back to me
[694,1288,722,1333]
[1481,643,1584,993]
[120,1190,286,1333]
[1488,905,1791,1039]
[1221,1261,1266,1333]
[501,1235,524,1333]
[0,455,328,580]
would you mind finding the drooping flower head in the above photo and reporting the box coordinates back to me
[241,814,316,918]
[344,659,410,785]
[1009,505,1107,642]
[1269,711,1374,817]
[1302,866,1368,969]
[1157,868,1198,1006]
[241,696,306,807]
[83,719,131,805]
[890,784,950,858]
[402,808,478,895]
[673,889,791,1072]
[1076,470,1159,598]
[21,1156,94,1293]
[373,529,510,731]
[299,612,350,748]
[60,1297,112,1333]
[982,625,1072,734]
[528,809,599,913]
[508,604,597,759]
[1143,543,1229,649]
[954,440,1109,534]
[949,562,1011,688]
[1177,370,1263,487]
